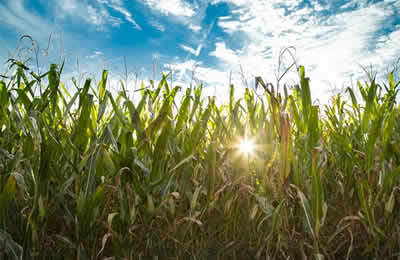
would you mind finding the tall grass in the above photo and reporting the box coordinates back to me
[0,56,400,259]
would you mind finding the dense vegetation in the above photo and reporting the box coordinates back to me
[0,56,400,259]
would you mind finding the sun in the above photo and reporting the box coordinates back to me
[239,138,254,155]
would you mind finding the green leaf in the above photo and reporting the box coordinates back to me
[0,229,23,260]
[0,175,16,221]
[98,70,108,101]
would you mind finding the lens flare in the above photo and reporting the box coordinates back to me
[239,138,254,155]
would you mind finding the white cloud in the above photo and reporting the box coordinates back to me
[106,5,141,29]
[169,59,198,73]
[0,0,53,36]
[97,0,141,30]
[149,20,166,31]
[55,0,122,30]
[219,15,232,21]
[364,25,400,76]
[207,0,400,102]
[54,0,142,31]
[192,20,215,57]
[86,50,104,59]
[163,58,245,103]
[0,0,141,37]
[166,60,213,83]
[141,0,195,17]
[188,24,202,32]
[180,44,197,55]
[87,5,114,26]
[140,0,204,32]
[297,3,399,97]
[210,42,239,64]
[309,0,324,11]
[217,19,242,34]
[340,1,356,9]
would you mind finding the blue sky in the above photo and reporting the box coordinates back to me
[1,0,400,103]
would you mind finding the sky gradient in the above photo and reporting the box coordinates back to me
[1,0,400,103]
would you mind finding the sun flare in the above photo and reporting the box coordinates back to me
[239,138,254,155]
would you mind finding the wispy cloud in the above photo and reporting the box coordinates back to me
[177,20,215,82]
[188,24,202,32]
[180,44,197,55]
[148,19,165,32]
[86,50,104,59]
[97,0,142,30]
[166,58,245,103]
[206,0,400,102]
[140,0,203,32]
[141,0,195,17]
[0,0,63,66]
[53,0,142,31]
[0,0,53,37]
[54,0,122,30]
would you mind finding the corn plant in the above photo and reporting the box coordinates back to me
[0,57,399,259]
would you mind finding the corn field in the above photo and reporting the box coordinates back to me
[0,58,400,259]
